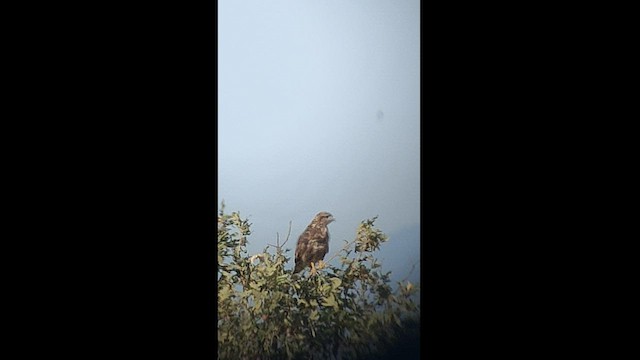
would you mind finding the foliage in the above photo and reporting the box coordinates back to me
[217,205,420,359]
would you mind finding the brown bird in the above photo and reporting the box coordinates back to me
[293,211,335,275]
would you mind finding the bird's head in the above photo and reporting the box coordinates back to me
[315,211,335,225]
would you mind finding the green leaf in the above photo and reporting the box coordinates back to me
[329,277,342,289]
[250,282,261,290]
[321,294,338,309]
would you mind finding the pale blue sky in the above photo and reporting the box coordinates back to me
[218,0,420,286]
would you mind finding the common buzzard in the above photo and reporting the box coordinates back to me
[293,211,335,275]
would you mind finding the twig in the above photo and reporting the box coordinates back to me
[400,259,419,283]
[267,233,279,249]
[268,221,292,252]
[325,238,358,265]
[281,221,292,248]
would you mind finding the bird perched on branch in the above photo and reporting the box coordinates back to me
[293,211,335,275]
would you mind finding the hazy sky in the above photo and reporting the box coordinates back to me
[218,0,420,286]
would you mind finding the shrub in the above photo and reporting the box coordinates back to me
[217,205,420,359]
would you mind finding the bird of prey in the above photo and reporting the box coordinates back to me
[293,211,335,275]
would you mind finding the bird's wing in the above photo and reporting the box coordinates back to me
[295,228,311,261]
